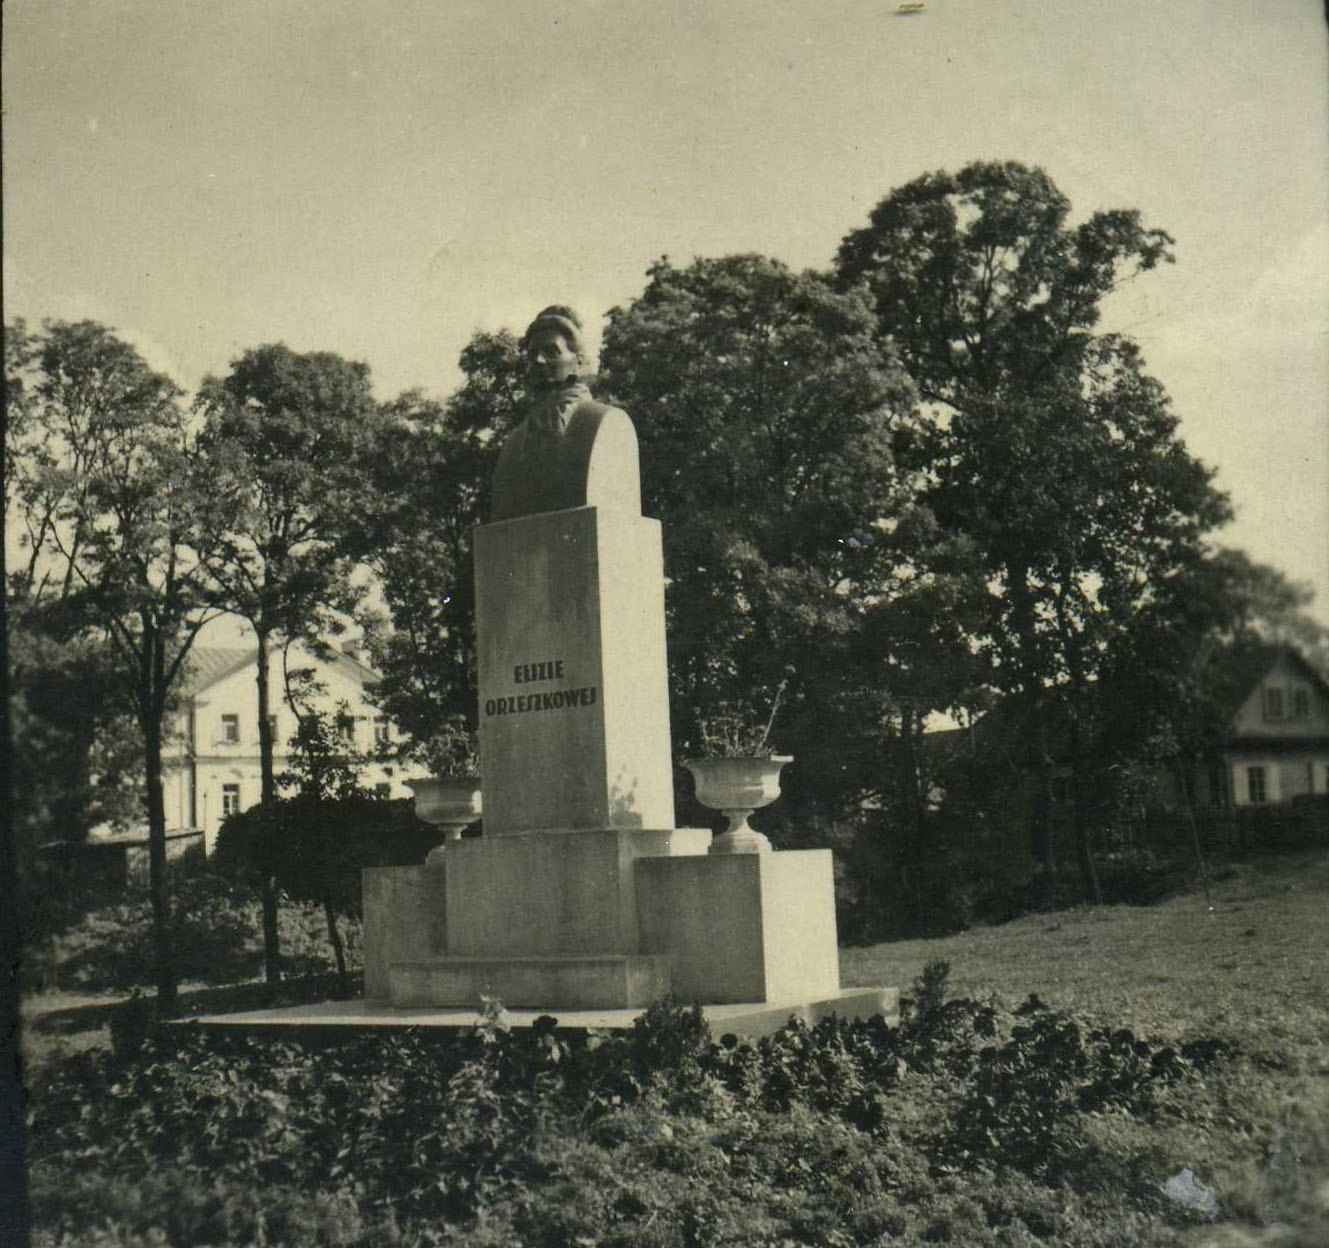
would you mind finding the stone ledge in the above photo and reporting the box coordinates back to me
[178,986,899,1039]
[388,953,672,1010]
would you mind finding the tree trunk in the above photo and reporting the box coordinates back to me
[255,628,282,984]
[1068,707,1101,904]
[1030,698,1056,900]
[143,629,176,1014]
[261,878,281,986]
[323,895,348,996]
[897,703,928,922]
[256,628,276,804]
[1008,563,1055,893]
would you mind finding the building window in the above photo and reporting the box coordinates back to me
[1246,766,1266,805]
[374,782,392,799]
[1262,687,1285,721]
[337,713,355,746]
[1292,688,1310,719]
[221,714,240,743]
[221,783,241,817]
[374,715,390,747]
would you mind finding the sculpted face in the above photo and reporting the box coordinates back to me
[525,327,580,393]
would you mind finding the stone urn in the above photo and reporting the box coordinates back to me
[682,756,793,855]
[406,777,482,866]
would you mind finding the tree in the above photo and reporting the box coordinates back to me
[8,320,219,1009]
[598,255,923,822]
[1096,545,1329,777]
[6,322,141,929]
[835,163,1230,899]
[195,344,383,982]
[358,331,525,772]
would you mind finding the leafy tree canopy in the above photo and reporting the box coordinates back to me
[599,254,922,811]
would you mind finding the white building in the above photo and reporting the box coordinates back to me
[164,642,409,852]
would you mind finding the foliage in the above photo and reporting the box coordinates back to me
[696,677,788,758]
[834,162,1232,901]
[358,333,524,775]
[27,973,1268,1248]
[211,792,435,988]
[7,619,143,939]
[195,344,383,796]
[599,254,923,821]
[22,872,351,993]
[6,318,223,1009]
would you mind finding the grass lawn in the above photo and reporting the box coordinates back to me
[841,850,1329,1246]
[842,850,1329,1055]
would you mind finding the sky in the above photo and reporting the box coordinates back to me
[5,0,1328,622]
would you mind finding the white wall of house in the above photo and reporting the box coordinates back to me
[163,643,410,853]
[1223,751,1329,808]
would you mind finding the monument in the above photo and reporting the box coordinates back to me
[362,306,895,1032]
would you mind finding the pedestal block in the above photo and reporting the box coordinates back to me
[475,507,675,835]
[636,849,840,1005]
[443,827,710,958]
[362,865,448,1001]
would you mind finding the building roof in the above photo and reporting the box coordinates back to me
[180,644,380,697]
[179,647,255,696]
[924,643,1329,766]
[1209,642,1329,712]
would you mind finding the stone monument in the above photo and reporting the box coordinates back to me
[362,306,894,1029]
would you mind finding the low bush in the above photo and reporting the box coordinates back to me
[27,964,1266,1247]
[22,871,358,993]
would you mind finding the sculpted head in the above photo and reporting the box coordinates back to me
[521,305,591,394]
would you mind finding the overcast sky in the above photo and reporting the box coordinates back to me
[6,0,1327,621]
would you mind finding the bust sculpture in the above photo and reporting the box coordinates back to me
[489,306,642,522]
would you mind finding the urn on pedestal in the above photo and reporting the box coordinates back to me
[683,755,793,855]
[406,777,482,866]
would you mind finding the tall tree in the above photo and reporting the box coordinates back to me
[598,255,923,821]
[195,343,382,981]
[835,163,1230,897]
[6,320,146,930]
[8,320,218,1009]
[358,331,524,772]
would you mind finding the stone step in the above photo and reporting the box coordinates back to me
[387,953,671,1010]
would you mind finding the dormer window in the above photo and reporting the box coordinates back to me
[1262,686,1285,721]
[1292,688,1310,719]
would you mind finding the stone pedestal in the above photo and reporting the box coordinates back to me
[358,472,891,1019]
[443,827,710,957]
[475,507,675,835]
[362,865,447,1001]
[637,849,840,1005]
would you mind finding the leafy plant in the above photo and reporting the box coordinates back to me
[697,678,788,759]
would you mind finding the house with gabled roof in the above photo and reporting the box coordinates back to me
[1207,644,1329,808]
[924,644,1329,828]
[164,640,409,852]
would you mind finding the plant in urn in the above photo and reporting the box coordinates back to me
[684,681,791,855]
[406,719,481,865]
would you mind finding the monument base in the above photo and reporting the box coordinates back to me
[181,987,900,1040]
[637,849,840,1004]
[364,839,842,1013]
[389,952,671,1010]
[362,864,447,1001]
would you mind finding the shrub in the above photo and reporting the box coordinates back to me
[23,871,356,993]
[27,991,1249,1247]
